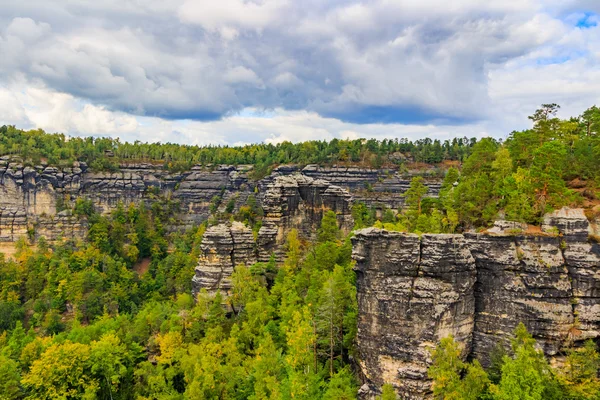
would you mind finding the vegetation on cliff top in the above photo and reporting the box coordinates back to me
[353,104,600,231]
[0,124,474,174]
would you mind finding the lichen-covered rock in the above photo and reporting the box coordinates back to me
[352,229,476,399]
[192,222,256,298]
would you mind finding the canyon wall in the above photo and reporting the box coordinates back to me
[352,208,600,399]
[0,158,440,245]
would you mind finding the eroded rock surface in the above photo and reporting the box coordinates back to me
[0,159,439,244]
[352,208,600,399]
[352,230,476,399]
[257,174,353,261]
[191,222,257,298]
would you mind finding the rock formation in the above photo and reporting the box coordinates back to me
[191,222,257,298]
[192,174,355,297]
[257,174,353,261]
[0,159,439,245]
[352,207,600,399]
[301,165,441,210]
[352,230,477,399]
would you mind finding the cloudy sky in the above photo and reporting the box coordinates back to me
[0,0,598,145]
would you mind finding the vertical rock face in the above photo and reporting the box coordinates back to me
[191,222,257,298]
[0,159,441,245]
[301,165,442,210]
[467,232,573,364]
[547,208,600,341]
[257,174,353,261]
[352,229,476,399]
[352,208,600,399]
[0,161,256,243]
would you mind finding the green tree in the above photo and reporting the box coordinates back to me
[453,138,499,227]
[248,334,283,400]
[22,341,99,399]
[404,176,428,216]
[529,141,572,213]
[580,105,600,136]
[559,340,600,400]
[378,383,397,400]
[322,367,357,400]
[0,355,21,400]
[428,336,489,400]
[318,211,340,243]
[283,307,320,400]
[316,265,355,376]
[493,323,563,400]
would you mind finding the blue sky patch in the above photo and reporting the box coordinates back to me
[576,12,598,29]
[323,105,477,126]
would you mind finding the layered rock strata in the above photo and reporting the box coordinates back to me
[352,208,600,399]
[352,230,476,399]
[0,159,439,244]
[192,174,355,297]
[191,222,257,297]
[257,174,353,261]
[300,165,441,210]
[0,160,255,242]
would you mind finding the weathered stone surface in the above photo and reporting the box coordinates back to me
[467,232,573,364]
[301,165,441,210]
[542,207,591,239]
[0,161,254,242]
[0,160,439,244]
[352,209,600,399]
[257,174,353,261]
[191,222,256,298]
[352,229,476,399]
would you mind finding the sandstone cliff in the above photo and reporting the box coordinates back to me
[257,174,353,262]
[0,159,439,244]
[352,207,600,399]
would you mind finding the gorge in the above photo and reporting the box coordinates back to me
[3,157,598,398]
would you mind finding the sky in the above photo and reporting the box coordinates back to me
[0,0,599,146]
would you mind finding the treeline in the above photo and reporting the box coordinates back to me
[0,210,358,399]
[426,324,600,400]
[356,104,600,230]
[0,124,474,175]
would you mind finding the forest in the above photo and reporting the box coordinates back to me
[0,103,599,399]
[0,124,473,177]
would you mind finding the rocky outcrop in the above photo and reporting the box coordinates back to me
[192,174,356,297]
[352,230,476,399]
[352,208,600,399]
[192,222,257,298]
[0,160,256,242]
[257,174,353,261]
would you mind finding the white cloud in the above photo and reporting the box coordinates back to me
[0,0,598,144]
[178,0,289,33]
